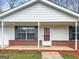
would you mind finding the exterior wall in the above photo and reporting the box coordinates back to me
[3,26,15,47]
[52,41,75,49]
[39,40,75,48]
[51,26,69,41]
[40,25,69,41]
[9,40,38,46]
[0,23,78,49]
[0,26,14,47]
[1,24,70,46]
[0,27,2,47]
[2,22,38,46]
[78,41,79,49]
[3,3,76,22]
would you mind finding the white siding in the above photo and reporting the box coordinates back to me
[3,3,76,22]
[51,26,69,41]
[0,23,72,46]
[0,27,2,46]
[0,26,14,47]
[3,26,14,46]
[40,25,69,41]
[0,22,38,46]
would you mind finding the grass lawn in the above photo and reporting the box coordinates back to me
[62,54,78,59]
[0,51,41,59]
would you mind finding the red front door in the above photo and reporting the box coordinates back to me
[42,27,51,46]
[44,28,50,41]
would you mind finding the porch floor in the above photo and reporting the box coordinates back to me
[5,46,74,50]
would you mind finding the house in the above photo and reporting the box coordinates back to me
[0,0,79,50]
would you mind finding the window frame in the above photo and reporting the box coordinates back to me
[69,26,79,40]
[15,26,38,40]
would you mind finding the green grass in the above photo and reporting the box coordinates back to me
[62,54,78,59]
[0,51,41,59]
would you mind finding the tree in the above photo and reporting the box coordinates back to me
[0,0,28,13]
[7,0,27,9]
[48,0,78,12]
[0,0,2,13]
[7,0,16,9]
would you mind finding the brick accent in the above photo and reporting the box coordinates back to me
[9,40,79,49]
[9,40,42,46]
[77,40,79,49]
[52,40,75,49]
[9,40,38,46]
[52,40,79,49]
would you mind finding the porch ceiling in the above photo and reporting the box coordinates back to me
[1,22,79,26]
[40,22,75,26]
[2,22,38,26]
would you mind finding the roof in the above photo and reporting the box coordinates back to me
[0,0,79,18]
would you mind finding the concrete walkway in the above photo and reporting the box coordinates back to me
[42,52,64,59]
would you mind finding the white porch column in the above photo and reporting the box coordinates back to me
[75,21,78,50]
[38,21,40,49]
[1,20,4,49]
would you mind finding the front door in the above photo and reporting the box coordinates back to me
[42,27,51,46]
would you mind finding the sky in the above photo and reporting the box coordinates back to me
[0,0,30,13]
[0,0,79,13]
[48,0,78,12]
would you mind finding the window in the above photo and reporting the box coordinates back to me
[69,26,75,40]
[15,26,38,40]
[69,26,79,40]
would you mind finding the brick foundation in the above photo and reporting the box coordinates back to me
[9,40,79,49]
[52,40,75,49]
[9,40,38,46]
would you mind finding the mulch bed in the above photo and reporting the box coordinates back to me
[0,49,79,55]
[59,50,79,55]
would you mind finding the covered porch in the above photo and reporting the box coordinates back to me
[0,22,39,48]
[0,21,78,50]
[39,22,76,50]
